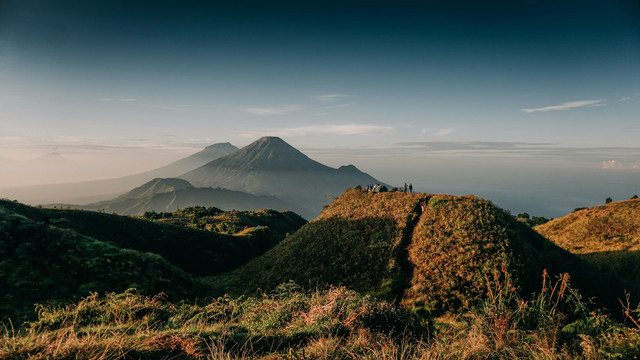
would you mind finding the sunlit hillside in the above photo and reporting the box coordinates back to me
[535,198,640,254]
[210,189,620,313]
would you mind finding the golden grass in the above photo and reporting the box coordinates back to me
[535,198,640,254]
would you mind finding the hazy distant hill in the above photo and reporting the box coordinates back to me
[0,143,238,205]
[181,137,383,217]
[211,189,624,312]
[79,177,309,216]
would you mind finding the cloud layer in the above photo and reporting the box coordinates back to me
[522,99,606,113]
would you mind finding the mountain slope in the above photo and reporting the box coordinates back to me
[210,189,621,313]
[79,178,308,216]
[181,137,383,218]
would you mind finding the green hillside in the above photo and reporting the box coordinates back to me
[211,189,621,314]
[0,199,305,322]
[0,203,200,323]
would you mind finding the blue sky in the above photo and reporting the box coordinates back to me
[1,0,639,215]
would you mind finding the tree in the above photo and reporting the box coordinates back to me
[631,195,639,199]
[605,197,613,204]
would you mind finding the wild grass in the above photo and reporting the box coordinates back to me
[3,277,640,359]
[535,198,640,254]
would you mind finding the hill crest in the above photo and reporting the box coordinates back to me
[535,197,640,254]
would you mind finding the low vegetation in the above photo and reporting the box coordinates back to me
[141,206,306,237]
[3,276,640,359]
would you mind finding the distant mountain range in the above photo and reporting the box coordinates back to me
[3,137,383,219]
[0,142,239,204]
[77,177,307,216]
[181,137,383,216]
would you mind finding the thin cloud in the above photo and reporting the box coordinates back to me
[244,105,301,115]
[101,98,136,102]
[619,97,631,102]
[240,124,393,137]
[602,160,624,169]
[433,128,454,136]
[325,103,354,109]
[522,99,606,113]
[314,94,352,101]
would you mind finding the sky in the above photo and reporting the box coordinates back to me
[1,0,639,216]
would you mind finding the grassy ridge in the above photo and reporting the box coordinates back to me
[209,190,424,300]
[404,195,594,312]
[534,198,640,307]
[535,198,640,254]
[213,190,627,315]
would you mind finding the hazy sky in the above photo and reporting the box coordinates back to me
[1,0,639,216]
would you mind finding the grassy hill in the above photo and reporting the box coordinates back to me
[0,203,201,323]
[535,198,640,304]
[210,189,617,313]
[535,198,640,254]
[0,199,305,322]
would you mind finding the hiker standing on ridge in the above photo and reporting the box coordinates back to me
[404,183,408,193]
[409,183,413,194]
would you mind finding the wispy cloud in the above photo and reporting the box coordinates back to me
[101,98,136,102]
[602,160,640,170]
[243,105,302,115]
[325,103,354,109]
[602,160,624,169]
[314,94,352,101]
[522,99,606,113]
[433,128,454,136]
[240,124,393,138]
[619,97,631,102]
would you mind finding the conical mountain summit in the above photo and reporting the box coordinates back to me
[181,137,383,218]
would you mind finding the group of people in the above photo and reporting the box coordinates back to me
[403,183,413,194]
[364,184,384,192]
[360,183,414,193]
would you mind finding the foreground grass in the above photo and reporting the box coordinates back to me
[3,277,640,360]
